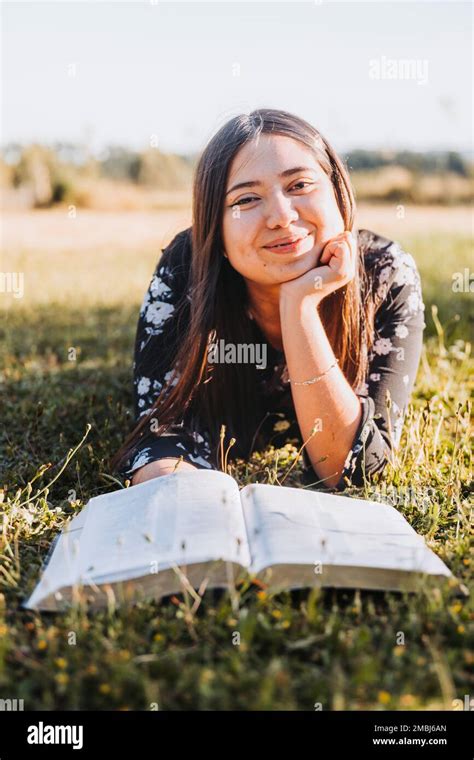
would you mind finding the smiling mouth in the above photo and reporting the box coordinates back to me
[267,241,300,249]
[263,233,311,252]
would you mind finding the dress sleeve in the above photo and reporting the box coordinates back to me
[132,235,185,423]
[117,231,215,479]
[333,243,426,491]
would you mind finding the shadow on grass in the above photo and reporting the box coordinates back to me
[1,303,139,499]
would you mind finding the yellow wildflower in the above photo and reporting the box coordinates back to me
[378,691,391,705]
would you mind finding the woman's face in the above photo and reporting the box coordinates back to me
[222,133,345,286]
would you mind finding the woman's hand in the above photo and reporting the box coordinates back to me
[279,230,358,306]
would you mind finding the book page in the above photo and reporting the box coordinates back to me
[76,470,251,582]
[23,502,92,608]
[241,484,449,577]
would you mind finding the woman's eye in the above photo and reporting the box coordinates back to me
[230,182,314,207]
[233,197,256,207]
[291,181,314,191]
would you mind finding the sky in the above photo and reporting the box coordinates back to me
[1,0,472,156]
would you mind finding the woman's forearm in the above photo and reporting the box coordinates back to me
[279,292,362,488]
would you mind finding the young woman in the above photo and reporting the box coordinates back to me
[111,109,425,491]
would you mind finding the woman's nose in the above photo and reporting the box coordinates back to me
[264,193,298,228]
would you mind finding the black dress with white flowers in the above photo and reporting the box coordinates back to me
[117,227,426,491]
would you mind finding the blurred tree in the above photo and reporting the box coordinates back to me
[12,144,55,207]
[135,148,192,189]
[99,146,141,181]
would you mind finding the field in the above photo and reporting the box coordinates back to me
[0,203,472,710]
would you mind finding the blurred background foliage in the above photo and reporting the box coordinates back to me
[1,142,472,211]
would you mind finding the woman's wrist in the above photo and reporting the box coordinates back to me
[279,282,323,315]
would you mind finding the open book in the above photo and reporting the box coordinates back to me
[23,470,455,611]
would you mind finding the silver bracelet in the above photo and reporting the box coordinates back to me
[290,359,339,386]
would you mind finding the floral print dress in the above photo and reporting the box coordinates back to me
[117,227,426,491]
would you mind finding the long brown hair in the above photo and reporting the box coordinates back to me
[111,108,375,474]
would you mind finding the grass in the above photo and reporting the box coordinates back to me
[0,207,472,710]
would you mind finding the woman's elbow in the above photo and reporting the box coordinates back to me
[332,444,393,491]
